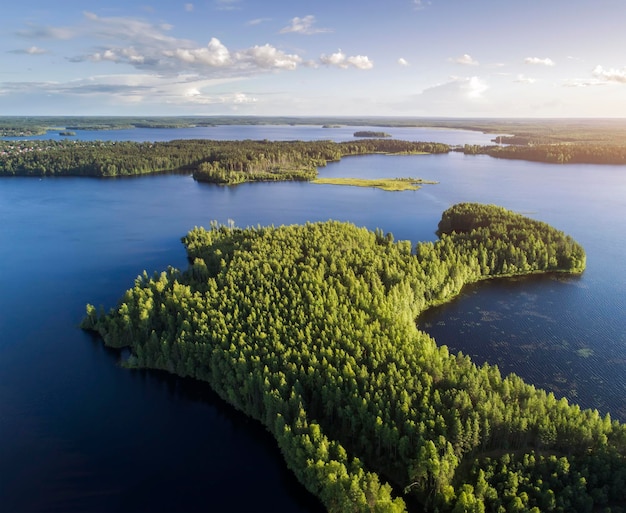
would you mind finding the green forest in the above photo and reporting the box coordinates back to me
[80,203,626,513]
[461,143,626,165]
[0,138,448,183]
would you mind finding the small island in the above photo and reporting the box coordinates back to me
[312,177,437,191]
[59,131,76,136]
[354,130,392,138]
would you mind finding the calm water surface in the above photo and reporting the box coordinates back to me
[1,130,625,512]
[2,124,497,145]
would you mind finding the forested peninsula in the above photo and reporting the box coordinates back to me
[3,137,626,186]
[0,139,448,183]
[461,143,626,165]
[81,203,626,513]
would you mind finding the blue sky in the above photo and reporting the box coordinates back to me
[2,0,625,117]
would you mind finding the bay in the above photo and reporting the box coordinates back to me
[1,128,625,512]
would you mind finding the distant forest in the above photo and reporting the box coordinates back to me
[0,139,448,183]
[2,136,626,185]
[461,143,626,165]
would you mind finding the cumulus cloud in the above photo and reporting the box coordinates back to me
[279,15,331,35]
[9,46,47,55]
[235,44,302,70]
[319,50,373,69]
[464,76,488,98]
[76,37,303,75]
[452,54,479,66]
[163,37,232,67]
[524,57,555,66]
[16,11,373,85]
[398,57,409,67]
[60,13,303,77]
[592,65,626,84]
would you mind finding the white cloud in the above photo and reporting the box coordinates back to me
[9,46,48,55]
[562,78,605,88]
[592,65,626,84]
[465,76,488,98]
[62,14,303,77]
[235,45,302,70]
[0,73,246,104]
[171,90,257,106]
[163,37,232,67]
[420,76,488,102]
[398,57,409,67]
[184,3,194,12]
[279,15,331,35]
[524,57,555,66]
[453,54,479,66]
[246,18,271,26]
[232,92,257,104]
[347,55,374,70]
[17,11,373,85]
[319,50,373,69]
[514,74,535,84]
[319,51,345,67]
[81,11,179,47]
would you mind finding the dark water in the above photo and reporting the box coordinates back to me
[1,133,625,511]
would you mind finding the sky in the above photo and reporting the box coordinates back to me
[1,0,626,117]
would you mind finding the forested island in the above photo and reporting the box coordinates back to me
[312,177,437,191]
[81,203,626,513]
[0,138,448,183]
[461,143,626,165]
[3,135,626,187]
[354,131,392,138]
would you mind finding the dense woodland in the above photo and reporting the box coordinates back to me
[461,143,626,165]
[80,203,626,513]
[0,138,448,183]
[3,136,626,186]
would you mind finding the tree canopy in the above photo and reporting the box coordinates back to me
[82,204,626,513]
[0,138,449,183]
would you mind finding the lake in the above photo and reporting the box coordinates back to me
[1,127,625,512]
[2,123,498,146]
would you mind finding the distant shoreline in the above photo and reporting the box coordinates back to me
[2,116,626,144]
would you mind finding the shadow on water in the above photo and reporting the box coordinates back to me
[87,337,326,513]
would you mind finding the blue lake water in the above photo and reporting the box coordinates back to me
[2,124,498,145]
[1,128,625,511]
